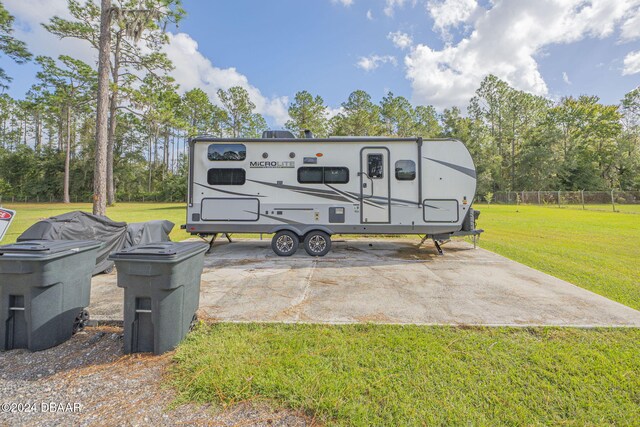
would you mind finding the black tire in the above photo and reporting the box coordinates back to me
[73,309,90,334]
[303,230,331,257]
[271,230,299,256]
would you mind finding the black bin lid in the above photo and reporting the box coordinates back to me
[109,242,207,262]
[0,240,102,257]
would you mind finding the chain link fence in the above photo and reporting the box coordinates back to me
[486,190,640,213]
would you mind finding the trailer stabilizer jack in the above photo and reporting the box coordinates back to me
[201,233,234,254]
[433,239,444,255]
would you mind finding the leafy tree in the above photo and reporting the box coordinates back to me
[180,88,225,138]
[217,86,267,138]
[45,0,185,207]
[330,90,383,136]
[22,89,47,150]
[128,73,180,191]
[0,93,20,147]
[0,2,32,89]
[413,105,442,138]
[619,87,640,189]
[285,90,329,138]
[380,92,415,137]
[469,75,549,190]
[548,96,622,190]
[34,55,97,202]
[441,107,470,140]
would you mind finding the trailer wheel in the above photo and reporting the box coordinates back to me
[303,231,331,257]
[271,230,299,256]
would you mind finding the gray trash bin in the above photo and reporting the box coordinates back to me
[0,240,102,351]
[108,242,208,355]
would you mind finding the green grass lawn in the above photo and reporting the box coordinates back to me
[582,204,640,214]
[474,204,640,311]
[172,324,640,426]
[2,202,639,425]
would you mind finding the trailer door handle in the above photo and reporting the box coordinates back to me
[358,172,374,198]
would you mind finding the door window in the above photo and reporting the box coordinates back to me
[367,154,384,179]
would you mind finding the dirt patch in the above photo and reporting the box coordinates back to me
[354,312,395,323]
[276,299,314,321]
[343,245,365,252]
[394,245,439,260]
[207,258,261,267]
[0,326,313,426]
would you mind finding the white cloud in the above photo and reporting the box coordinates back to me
[405,0,639,109]
[427,0,477,36]
[620,7,640,41]
[562,71,571,84]
[623,50,640,75]
[384,0,407,17]
[356,55,397,71]
[5,0,290,125]
[325,106,344,119]
[366,9,374,20]
[164,33,290,125]
[332,0,354,6]
[5,0,96,65]
[388,31,413,49]
[5,0,68,31]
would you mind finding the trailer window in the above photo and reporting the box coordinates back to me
[298,167,323,183]
[367,154,383,179]
[208,144,246,161]
[298,167,349,184]
[207,168,246,185]
[395,160,416,181]
[324,167,349,184]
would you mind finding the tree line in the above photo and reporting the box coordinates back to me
[0,0,638,206]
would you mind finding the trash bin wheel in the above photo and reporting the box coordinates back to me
[73,309,90,334]
[102,265,114,274]
[189,314,198,332]
[271,230,299,256]
[303,230,332,257]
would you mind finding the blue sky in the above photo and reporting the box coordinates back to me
[2,0,640,127]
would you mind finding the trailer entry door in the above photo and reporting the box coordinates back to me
[360,148,390,223]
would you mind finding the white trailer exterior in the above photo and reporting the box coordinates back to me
[185,134,481,256]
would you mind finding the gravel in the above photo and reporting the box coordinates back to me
[0,326,312,426]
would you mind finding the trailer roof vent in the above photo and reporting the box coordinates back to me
[303,129,314,138]
[262,130,295,139]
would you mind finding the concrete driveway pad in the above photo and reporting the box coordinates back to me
[89,238,640,327]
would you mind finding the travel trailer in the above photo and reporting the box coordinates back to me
[183,131,482,256]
